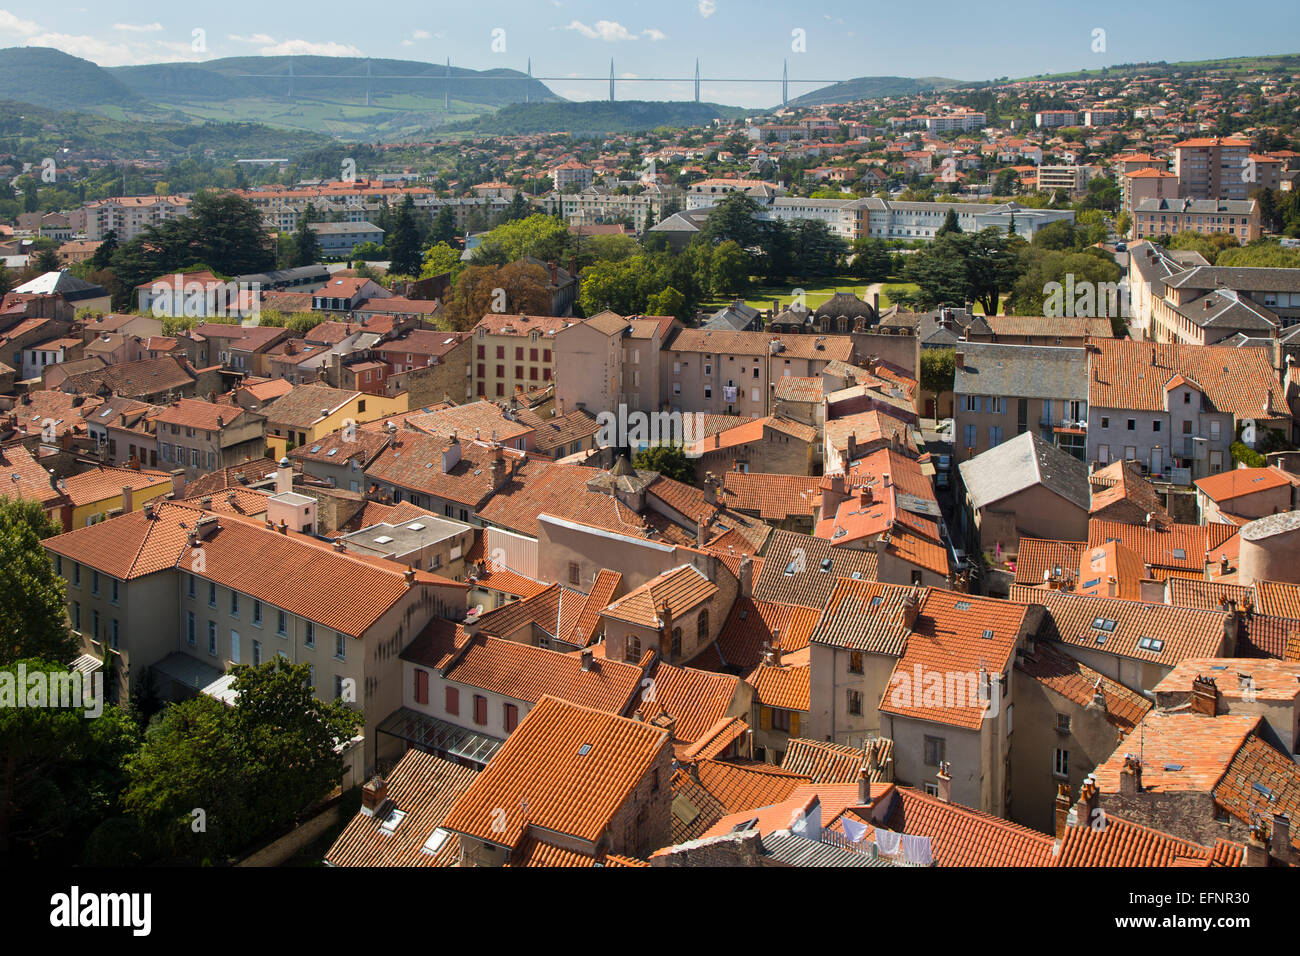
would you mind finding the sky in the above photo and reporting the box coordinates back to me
[1,0,1297,108]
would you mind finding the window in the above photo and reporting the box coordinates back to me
[963,395,980,413]
[414,668,429,705]
[186,611,195,646]
[924,735,946,767]
[504,703,519,732]
[670,627,682,658]
[304,622,315,648]
[252,640,262,666]
[208,582,217,607]
[110,579,119,605]
[445,686,460,715]
[989,425,1003,447]
[626,635,641,662]
[207,621,217,656]
[848,651,864,674]
[1152,420,1161,432]
[73,602,81,631]
[1183,392,1191,405]
[473,694,488,725]
[568,562,580,586]
[110,618,119,650]
[1126,419,1136,431]
[1053,748,1070,778]
[73,563,80,587]
[277,610,287,636]
[771,708,792,732]
[847,689,863,716]
[696,608,709,645]
[334,675,346,701]
[252,600,262,626]
[91,571,100,595]
[93,609,99,637]
[1210,420,1221,440]
[1057,713,1071,734]
[334,633,346,660]
[1182,420,1192,434]
[230,592,239,617]
[1100,417,1109,428]
[963,424,977,449]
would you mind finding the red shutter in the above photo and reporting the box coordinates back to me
[445,686,459,715]
[505,703,519,732]
[414,668,429,705]
[474,695,487,725]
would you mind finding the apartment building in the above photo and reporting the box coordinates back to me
[1171,137,1254,201]
[1082,108,1122,126]
[1036,165,1097,196]
[83,195,191,241]
[308,221,385,257]
[1035,110,1078,128]
[43,499,468,772]
[952,344,1090,462]
[664,328,855,419]
[153,398,268,479]
[1122,168,1179,212]
[551,161,595,190]
[554,311,678,417]
[1085,339,1291,481]
[542,185,679,232]
[925,111,986,132]
[1132,197,1262,244]
[471,313,571,400]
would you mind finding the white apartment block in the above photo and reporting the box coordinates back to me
[84,196,191,241]
[1035,110,1078,128]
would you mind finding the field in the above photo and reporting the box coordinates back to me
[700,276,917,315]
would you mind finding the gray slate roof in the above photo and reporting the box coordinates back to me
[954,343,1088,400]
[958,430,1091,511]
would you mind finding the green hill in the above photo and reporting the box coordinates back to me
[450,99,755,136]
[0,47,155,114]
[784,76,962,108]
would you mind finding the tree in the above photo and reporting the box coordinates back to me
[633,445,696,484]
[504,191,530,223]
[1031,219,1080,251]
[936,208,962,237]
[35,249,60,273]
[850,238,892,282]
[0,659,139,862]
[445,262,551,329]
[472,214,570,265]
[0,498,77,667]
[0,263,10,298]
[122,659,357,861]
[905,229,1021,315]
[920,349,956,420]
[700,192,765,250]
[1007,248,1122,316]
[420,242,462,281]
[90,230,118,270]
[429,206,459,246]
[788,219,847,277]
[291,216,321,267]
[645,286,685,317]
[709,240,751,296]
[385,196,422,277]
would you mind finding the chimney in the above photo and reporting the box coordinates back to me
[276,457,292,495]
[143,501,156,519]
[1118,753,1142,795]
[1245,820,1270,867]
[936,761,951,803]
[548,260,559,286]
[1054,783,1072,841]
[954,351,964,370]
[199,495,213,510]
[899,589,921,630]
[569,255,577,280]
[661,603,675,655]
[121,484,134,514]
[847,431,858,461]
[441,434,462,473]
[1190,675,1218,716]
[360,775,389,817]
[489,444,507,490]
[403,566,416,586]
[1272,813,1294,866]
[858,765,871,805]
[695,517,706,547]
[580,647,596,672]
[738,553,753,598]
[866,738,880,779]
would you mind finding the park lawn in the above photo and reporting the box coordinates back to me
[702,275,908,314]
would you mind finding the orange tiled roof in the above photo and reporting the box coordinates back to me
[637,662,741,744]
[324,749,478,867]
[703,596,820,673]
[1016,641,1151,731]
[602,564,718,629]
[1194,466,1293,503]
[780,738,874,784]
[61,466,171,507]
[692,758,811,813]
[1255,580,1300,620]
[1088,518,1233,574]
[879,590,1029,731]
[809,578,923,656]
[1054,813,1243,867]
[1013,538,1087,585]
[440,696,668,849]
[748,661,811,712]
[1092,711,1262,794]
[1075,540,1149,602]
[752,530,879,609]
[881,788,1054,867]
[1212,734,1300,852]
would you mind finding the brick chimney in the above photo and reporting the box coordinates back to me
[738,553,753,598]
[858,765,871,805]
[489,443,506,490]
[1272,813,1294,866]
[1054,783,1072,841]
[1245,819,1270,867]
[360,775,389,817]
[1119,754,1142,795]
[121,484,134,514]
[899,588,922,630]
[580,646,596,672]
[936,761,951,803]
[1190,675,1218,716]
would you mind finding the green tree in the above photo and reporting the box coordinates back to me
[385,196,422,277]
[936,208,962,237]
[850,238,892,282]
[504,191,530,223]
[123,659,357,861]
[700,192,765,250]
[90,230,118,270]
[291,216,322,267]
[0,659,139,862]
[633,445,696,484]
[920,349,956,419]
[645,285,685,317]
[420,242,462,280]
[0,498,77,667]
[35,249,60,273]
[709,240,751,296]
[472,214,570,266]
[429,206,459,245]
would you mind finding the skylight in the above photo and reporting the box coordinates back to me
[981,629,994,639]
[1092,618,1117,632]
[1171,548,1187,560]
[326,448,338,457]
[421,828,450,855]
[408,523,425,531]
[1137,636,1164,653]
[577,743,592,756]
[379,808,406,833]
[310,445,322,453]
[373,535,394,545]
[955,601,972,611]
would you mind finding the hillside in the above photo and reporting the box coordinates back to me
[0,47,156,115]
[784,76,962,108]
[449,99,754,136]
[1017,52,1300,83]
[0,100,336,160]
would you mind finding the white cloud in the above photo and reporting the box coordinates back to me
[23,31,140,66]
[0,9,41,35]
[257,39,363,57]
[697,0,717,18]
[113,22,163,33]
[229,33,276,45]
[642,28,667,41]
[412,29,432,40]
[564,19,634,41]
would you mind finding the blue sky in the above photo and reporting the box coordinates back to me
[1,1,1296,107]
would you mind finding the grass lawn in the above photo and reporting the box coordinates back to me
[701,275,912,313]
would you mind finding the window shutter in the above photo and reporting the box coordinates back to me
[414,668,429,705]
[759,706,772,731]
[445,686,459,715]
[505,703,518,732]
[474,694,487,725]
[789,711,800,737]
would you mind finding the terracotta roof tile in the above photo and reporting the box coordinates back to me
[691,758,811,813]
[1054,813,1243,867]
[602,565,717,629]
[1013,538,1087,586]
[753,530,879,609]
[1211,734,1300,852]
[1016,642,1152,731]
[1092,711,1262,794]
[881,788,1054,867]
